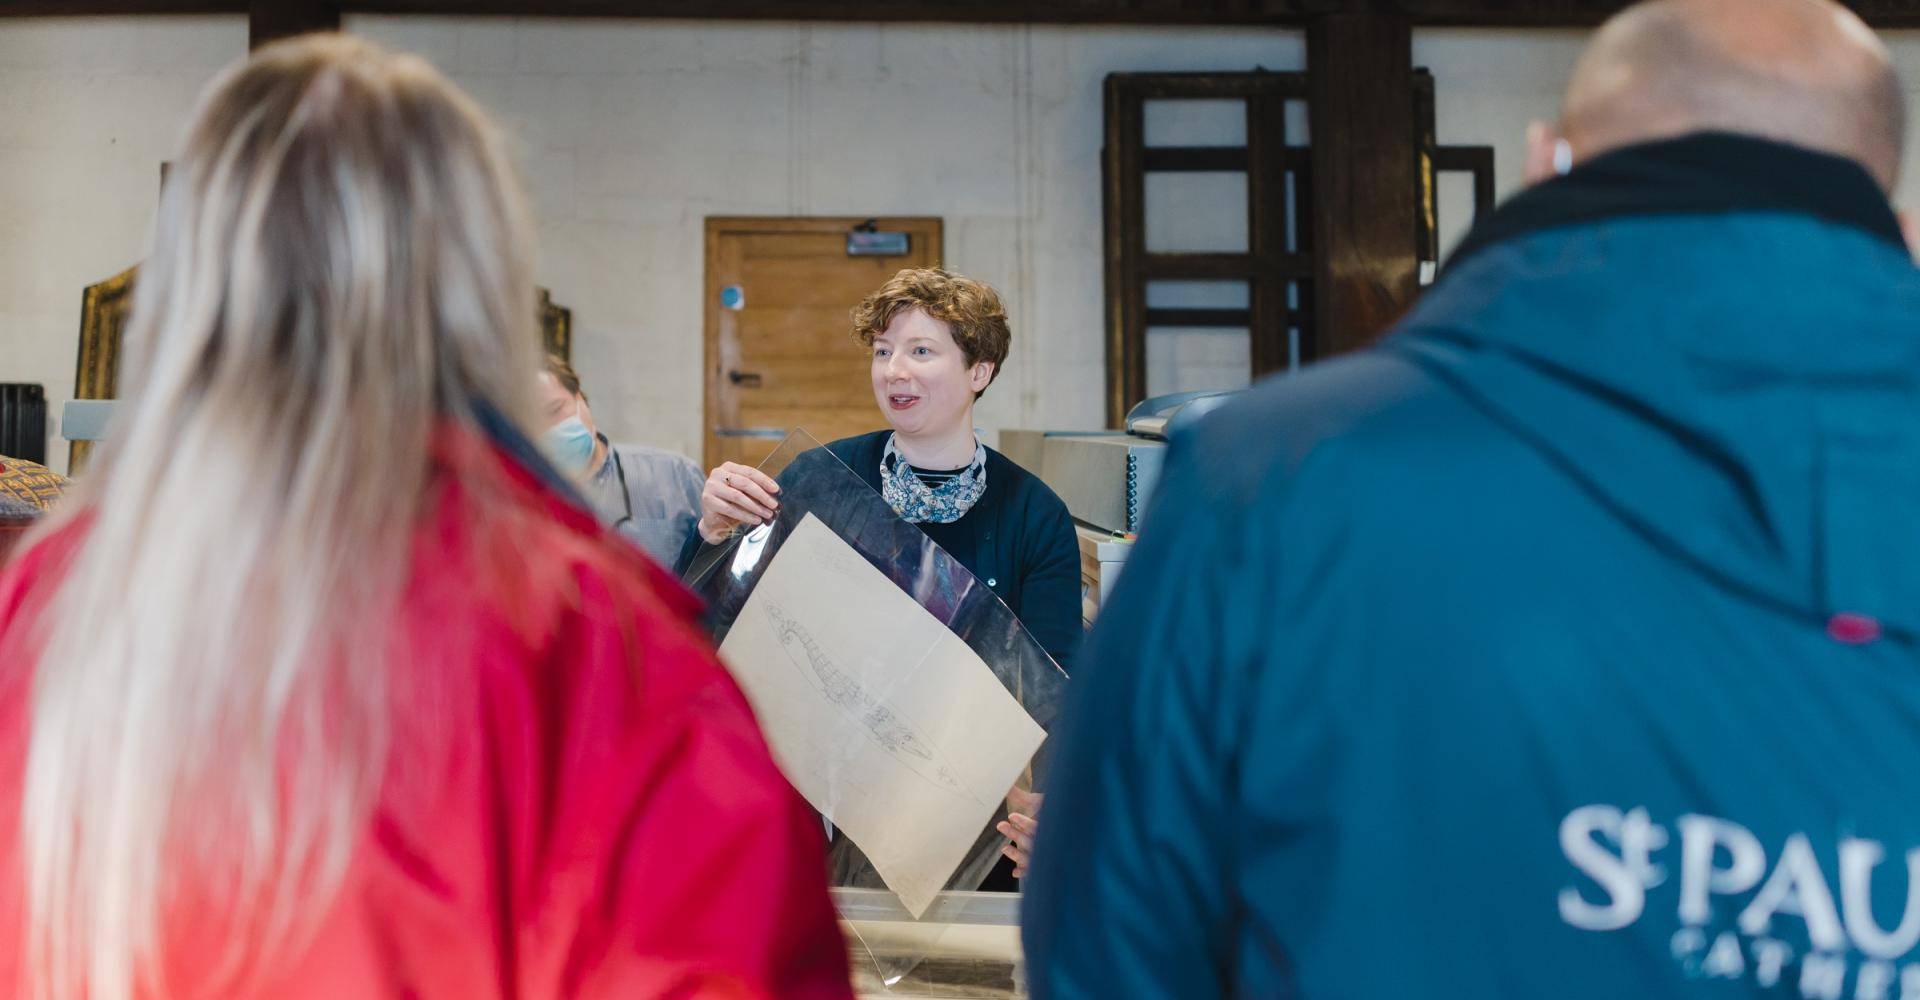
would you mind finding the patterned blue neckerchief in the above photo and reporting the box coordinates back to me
[880,433,988,524]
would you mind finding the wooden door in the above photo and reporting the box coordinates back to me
[704,217,943,471]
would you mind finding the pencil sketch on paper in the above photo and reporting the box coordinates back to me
[813,544,873,582]
[764,601,986,807]
[715,513,1048,919]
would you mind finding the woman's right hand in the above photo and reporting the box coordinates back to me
[697,462,782,544]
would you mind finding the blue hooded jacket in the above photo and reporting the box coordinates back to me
[1023,133,1920,998]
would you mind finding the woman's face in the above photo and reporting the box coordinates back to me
[869,308,993,440]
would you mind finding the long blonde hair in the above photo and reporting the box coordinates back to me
[19,35,538,999]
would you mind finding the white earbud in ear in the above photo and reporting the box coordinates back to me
[1553,138,1575,176]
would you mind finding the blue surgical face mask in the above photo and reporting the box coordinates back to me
[542,415,596,474]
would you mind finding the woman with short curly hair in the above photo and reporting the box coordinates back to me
[696,266,1081,888]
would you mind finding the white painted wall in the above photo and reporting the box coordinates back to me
[1877,38,1920,218]
[1416,28,1587,260]
[341,16,1306,458]
[0,16,245,472]
[13,19,1920,471]
[0,15,1305,470]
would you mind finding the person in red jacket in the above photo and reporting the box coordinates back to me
[0,34,851,1000]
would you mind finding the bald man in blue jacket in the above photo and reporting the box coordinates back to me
[1024,1,1920,996]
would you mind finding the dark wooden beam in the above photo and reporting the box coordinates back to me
[1102,73,1146,429]
[8,0,1920,26]
[251,0,340,47]
[1142,251,1313,279]
[1308,11,1419,359]
[1432,144,1497,218]
[341,0,1327,23]
[1245,84,1293,373]
[0,1,240,12]
[1387,0,1628,23]
[1143,307,1255,327]
[1141,147,1250,172]
[1388,0,1920,26]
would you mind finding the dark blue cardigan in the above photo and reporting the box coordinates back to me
[824,431,1082,673]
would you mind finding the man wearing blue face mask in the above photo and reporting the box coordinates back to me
[537,355,705,572]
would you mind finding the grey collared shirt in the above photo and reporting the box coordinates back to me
[582,439,704,571]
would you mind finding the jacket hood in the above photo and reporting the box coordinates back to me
[1395,132,1920,637]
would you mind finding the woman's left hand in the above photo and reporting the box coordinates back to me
[997,787,1044,878]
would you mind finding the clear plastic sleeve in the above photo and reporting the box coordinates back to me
[684,430,1066,994]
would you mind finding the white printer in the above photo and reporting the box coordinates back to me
[1002,391,1241,624]
[1003,390,1239,536]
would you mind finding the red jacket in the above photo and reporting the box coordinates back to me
[0,424,853,999]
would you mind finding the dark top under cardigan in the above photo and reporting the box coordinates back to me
[823,432,1080,893]
[824,431,1082,673]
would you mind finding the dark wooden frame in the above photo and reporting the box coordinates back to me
[1103,62,1498,425]
[1102,71,1311,428]
[1413,69,1497,276]
[1428,145,1497,255]
[1432,147,1496,217]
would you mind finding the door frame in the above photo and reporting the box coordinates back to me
[702,216,945,470]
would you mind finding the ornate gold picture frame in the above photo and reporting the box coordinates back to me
[539,287,573,363]
[69,265,137,472]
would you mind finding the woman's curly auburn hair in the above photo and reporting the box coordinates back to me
[851,267,1012,398]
